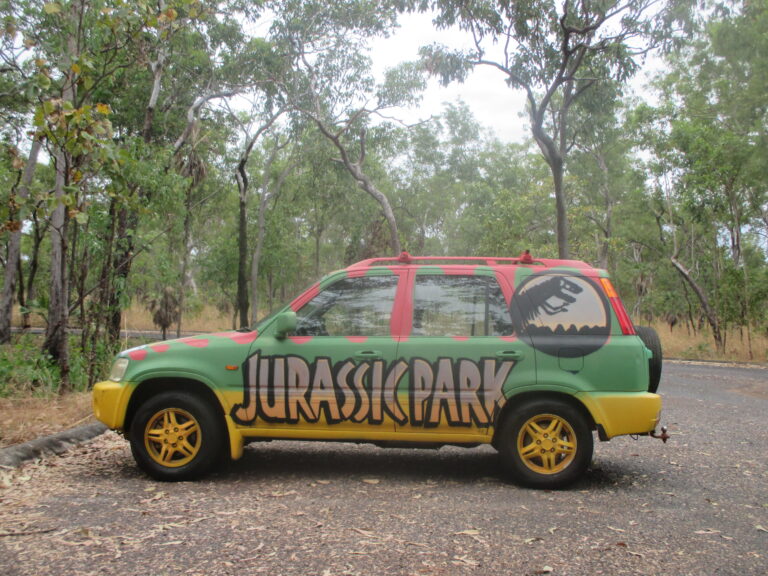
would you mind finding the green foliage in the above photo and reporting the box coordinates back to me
[0,336,60,397]
[2,0,768,399]
[0,334,114,396]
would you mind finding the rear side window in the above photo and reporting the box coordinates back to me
[295,275,398,336]
[412,275,513,337]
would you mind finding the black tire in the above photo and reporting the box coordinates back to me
[635,325,663,393]
[497,399,593,489]
[129,391,226,481]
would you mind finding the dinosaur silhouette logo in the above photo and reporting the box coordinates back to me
[512,273,611,357]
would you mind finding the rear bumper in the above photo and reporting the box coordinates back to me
[576,391,662,440]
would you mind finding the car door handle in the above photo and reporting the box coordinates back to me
[355,350,382,360]
[496,350,524,360]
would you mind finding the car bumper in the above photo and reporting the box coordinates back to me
[576,391,662,440]
[92,380,134,430]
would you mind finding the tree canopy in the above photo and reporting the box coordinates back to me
[1,0,767,391]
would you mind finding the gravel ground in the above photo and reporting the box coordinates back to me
[0,361,766,576]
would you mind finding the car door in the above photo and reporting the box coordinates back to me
[233,270,404,435]
[394,268,536,438]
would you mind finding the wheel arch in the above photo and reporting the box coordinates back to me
[492,390,596,449]
[124,377,227,437]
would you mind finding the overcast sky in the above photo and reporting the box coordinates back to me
[369,12,531,144]
[369,11,661,144]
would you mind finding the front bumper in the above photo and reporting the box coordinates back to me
[92,380,134,430]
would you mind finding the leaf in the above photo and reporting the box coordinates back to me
[455,529,480,536]
[756,525,768,533]
[362,478,380,484]
[43,3,61,15]
[451,555,479,567]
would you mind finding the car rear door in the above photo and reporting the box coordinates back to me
[394,267,536,438]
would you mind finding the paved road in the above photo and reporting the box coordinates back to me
[1,362,766,576]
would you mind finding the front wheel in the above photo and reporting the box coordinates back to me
[497,399,593,489]
[129,391,225,481]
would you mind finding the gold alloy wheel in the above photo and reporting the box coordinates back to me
[144,407,201,468]
[517,413,577,475]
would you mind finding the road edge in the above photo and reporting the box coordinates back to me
[0,422,107,468]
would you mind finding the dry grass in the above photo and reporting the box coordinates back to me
[121,302,233,334]
[0,393,94,448]
[652,321,768,363]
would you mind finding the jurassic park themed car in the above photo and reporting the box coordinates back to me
[93,252,665,489]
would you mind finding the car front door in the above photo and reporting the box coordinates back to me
[231,270,405,436]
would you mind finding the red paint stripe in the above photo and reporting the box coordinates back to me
[219,331,259,344]
[288,336,313,344]
[179,338,209,348]
[129,349,147,361]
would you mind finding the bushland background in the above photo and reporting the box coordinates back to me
[1,1,767,446]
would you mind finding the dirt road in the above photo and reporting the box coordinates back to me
[1,362,766,576]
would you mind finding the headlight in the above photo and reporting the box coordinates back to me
[109,358,130,381]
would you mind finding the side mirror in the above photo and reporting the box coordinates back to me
[274,311,297,340]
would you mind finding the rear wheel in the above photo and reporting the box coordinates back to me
[497,399,593,489]
[129,391,225,481]
[635,325,663,393]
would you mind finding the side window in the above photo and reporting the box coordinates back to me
[515,274,610,336]
[295,275,398,337]
[412,275,513,337]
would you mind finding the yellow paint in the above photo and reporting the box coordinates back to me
[224,414,245,460]
[232,427,490,445]
[576,392,661,438]
[517,413,576,475]
[143,407,201,468]
[92,380,135,430]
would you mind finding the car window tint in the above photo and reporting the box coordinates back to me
[295,275,398,336]
[412,275,513,337]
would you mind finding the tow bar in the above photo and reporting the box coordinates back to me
[650,426,670,443]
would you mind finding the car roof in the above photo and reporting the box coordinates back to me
[346,251,593,271]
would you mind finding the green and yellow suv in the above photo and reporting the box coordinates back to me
[93,252,664,489]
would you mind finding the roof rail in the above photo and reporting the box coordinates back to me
[349,250,550,268]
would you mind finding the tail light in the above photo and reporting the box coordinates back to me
[600,278,636,335]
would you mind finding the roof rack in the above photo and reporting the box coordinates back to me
[349,250,551,268]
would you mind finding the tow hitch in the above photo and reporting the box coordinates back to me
[650,426,670,443]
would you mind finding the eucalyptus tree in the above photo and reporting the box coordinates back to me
[270,0,426,255]
[417,0,693,259]
[0,0,157,387]
[646,0,768,355]
[101,1,277,342]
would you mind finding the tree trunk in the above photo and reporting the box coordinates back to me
[313,122,401,255]
[670,255,724,353]
[43,147,71,391]
[176,182,194,338]
[531,123,568,259]
[236,189,250,328]
[250,146,292,326]
[22,208,46,328]
[0,138,41,343]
